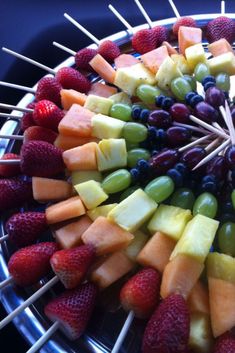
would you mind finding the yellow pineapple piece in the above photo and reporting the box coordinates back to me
[84,94,113,115]
[96,138,127,172]
[74,180,108,209]
[185,43,207,70]
[155,56,183,90]
[87,203,118,221]
[91,113,125,139]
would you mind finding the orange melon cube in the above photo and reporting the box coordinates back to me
[46,196,86,224]
[188,281,210,315]
[58,104,94,137]
[81,216,134,256]
[137,231,176,273]
[160,254,204,300]
[114,54,139,69]
[63,142,98,171]
[54,134,99,151]
[141,46,169,74]
[89,54,116,84]
[60,89,87,110]
[53,215,92,249]
[88,82,117,98]
[208,38,233,57]
[162,41,178,55]
[178,26,202,54]
[91,251,134,289]
[32,177,73,202]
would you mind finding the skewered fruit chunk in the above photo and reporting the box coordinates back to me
[162,41,178,55]
[108,188,157,232]
[109,92,132,105]
[60,89,87,110]
[207,252,235,283]
[114,63,156,96]
[32,177,73,202]
[91,114,125,139]
[74,180,108,209]
[208,52,235,76]
[71,170,102,185]
[189,312,213,353]
[124,230,149,262]
[82,216,134,255]
[170,214,219,263]
[148,204,192,241]
[114,54,139,69]
[102,169,131,194]
[63,142,98,171]
[208,38,233,57]
[188,281,210,315]
[46,196,86,224]
[141,46,169,74]
[137,231,176,273]
[54,134,98,151]
[87,203,117,221]
[53,215,92,249]
[155,56,183,90]
[91,251,134,289]
[88,82,117,98]
[185,43,207,70]
[96,138,127,172]
[84,95,113,115]
[89,54,116,84]
[171,54,191,74]
[178,26,202,54]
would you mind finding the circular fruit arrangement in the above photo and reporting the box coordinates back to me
[1,4,235,353]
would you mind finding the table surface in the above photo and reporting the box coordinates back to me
[0,0,235,352]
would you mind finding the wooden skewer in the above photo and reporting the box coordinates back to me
[53,41,76,56]
[189,115,230,139]
[178,134,214,152]
[168,0,181,18]
[224,101,235,145]
[108,4,134,33]
[212,122,226,133]
[0,159,20,165]
[221,0,226,15]
[0,235,9,244]
[0,81,35,94]
[0,113,22,119]
[173,122,209,135]
[134,0,154,28]
[205,137,221,152]
[26,321,60,353]
[0,134,23,141]
[0,276,13,290]
[0,103,33,113]
[111,311,135,353]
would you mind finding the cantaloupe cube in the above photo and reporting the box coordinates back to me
[58,104,94,137]
[189,313,213,353]
[54,134,99,151]
[46,196,86,224]
[208,38,234,57]
[162,41,178,55]
[185,43,207,71]
[114,54,139,69]
[88,82,117,98]
[81,216,134,255]
[89,54,116,84]
[63,142,98,171]
[71,170,102,185]
[60,89,87,110]
[188,281,210,315]
[32,177,73,202]
[84,95,113,115]
[87,203,117,221]
[137,231,176,273]
[208,52,235,76]
[109,92,132,105]
[141,46,169,74]
[178,26,202,54]
[96,138,127,172]
[91,114,125,139]
[53,215,92,249]
[124,230,149,262]
[171,54,191,74]
[74,180,108,209]
[91,251,134,289]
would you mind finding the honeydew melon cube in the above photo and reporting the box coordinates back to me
[148,204,192,241]
[124,230,149,262]
[170,214,219,263]
[84,94,113,115]
[207,252,235,283]
[155,56,183,91]
[91,114,125,139]
[71,170,102,185]
[108,188,157,232]
[96,138,127,172]
[74,180,108,209]
[109,92,132,105]
[114,63,156,96]
[171,54,192,74]
[87,203,118,221]
[185,43,207,70]
[208,52,235,76]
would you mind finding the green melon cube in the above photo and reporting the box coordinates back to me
[207,252,235,283]
[71,170,102,186]
[91,114,125,139]
[84,94,113,115]
[96,138,127,172]
[74,180,108,209]
[87,203,118,221]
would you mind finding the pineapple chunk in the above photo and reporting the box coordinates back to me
[185,43,207,70]
[124,230,149,262]
[109,92,132,105]
[170,214,219,263]
[207,252,235,283]
[171,54,192,74]
[96,138,127,172]
[108,188,157,232]
[71,170,102,186]
[208,52,235,76]
[156,56,183,90]
[148,204,192,241]
[84,94,113,115]
[74,180,108,209]
[87,203,118,221]
[189,313,213,353]
[91,114,125,139]
[114,63,156,96]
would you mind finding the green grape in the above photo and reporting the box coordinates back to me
[119,186,139,201]
[110,103,132,122]
[218,222,235,256]
[102,169,131,194]
[216,73,230,92]
[136,84,162,104]
[127,148,151,168]
[122,122,148,143]
[144,176,174,203]
[125,141,140,151]
[184,75,197,91]
[193,192,218,219]
[170,77,192,101]
[170,188,195,210]
[194,63,210,82]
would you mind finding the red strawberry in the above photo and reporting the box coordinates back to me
[8,242,59,286]
[172,17,197,36]
[6,211,48,248]
[50,244,96,289]
[152,25,169,47]
[20,102,36,132]
[24,126,58,144]
[213,332,235,353]
[56,67,91,93]
[36,77,62,107]
[75,48,98,71]
[20,141,64,177]
[0,153,21,177]
[44,282,98,340]
[98,40,121,62]
[132,29,157,54]
[0,178,33,212]
[33,100,64,132]
[206,16,235,44]
[120,268,161,319]
[142,294,190,353]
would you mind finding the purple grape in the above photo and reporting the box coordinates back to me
[148,110,172,128]
[169,103,190,124]
[194,101,219,123]
[225,145,235,169]
[180,146,206,170]
[150,149,179,175]
[206,155,228,180]
[205,86,225,108]
[166,126,191,147]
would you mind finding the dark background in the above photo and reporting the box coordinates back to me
[0,0,234,352]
